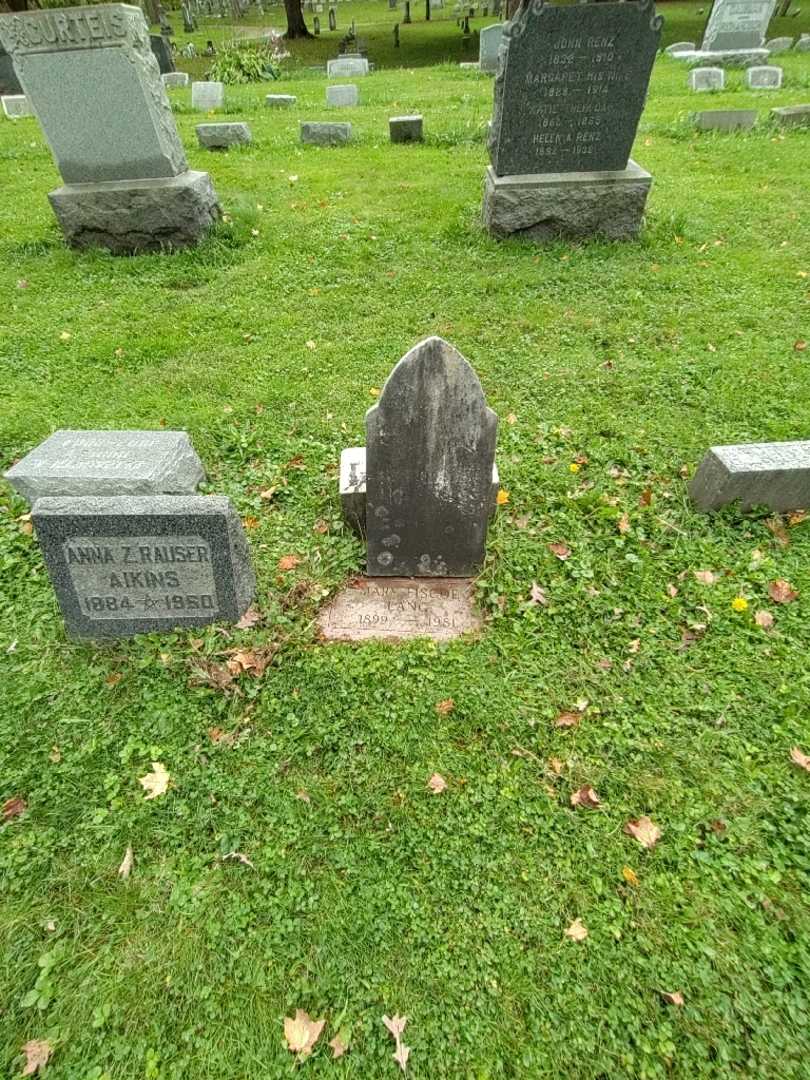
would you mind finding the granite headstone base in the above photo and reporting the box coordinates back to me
[48,170,220,254]
[675,48,769,67]
[32,494,255,640]
[771,105,810,128]
[482,161,652,243]
[690,442,810,513]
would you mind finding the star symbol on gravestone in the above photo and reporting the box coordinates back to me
[141,595,161,610]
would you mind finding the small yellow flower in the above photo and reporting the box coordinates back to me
[569,463,580,473]
[496,489,510,506]
[731,596,749,613]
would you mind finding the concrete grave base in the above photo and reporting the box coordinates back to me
[48,170,220,254]
[674,48,769,67]
[694,109,757,132]
[482,160,652,243]
[317,576,483,642]
[771,104,810,128]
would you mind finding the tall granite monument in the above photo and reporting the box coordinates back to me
[0,5,219,252]
[673,0,774,66]
[483,0,662,242]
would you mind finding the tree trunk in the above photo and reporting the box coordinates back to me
[284,0,312,39]
[425,0,430,21]
[6,0,35,10]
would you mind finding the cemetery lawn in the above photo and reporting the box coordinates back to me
[2,51,810,1080]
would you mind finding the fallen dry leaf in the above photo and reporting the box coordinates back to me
[435,698,455,716]
[661,990,685,1006]
[22,1040,52,1077]
[617,512,631,535]
[768,579,798,604]
[790,746,810,772]
[794,340,807,352]
[564,918,588,942]
[549,542,571,560]
[529,582,548,606]
[382,1015,410,1074]
[624,816,662,849]
[693,570,718,586]
[548,757,564,775]
[278,554,302,571]
[622,866,639,887]
[787,510,808,527]
[138,762,170,800]
[754,610,774,629]
[639,488,653,507]
[329,1035,348,1059]
[189,661,235,691]
[118,846,133,880]
[223,850,255,869]
[105,672,122,687]
[496,488,510,506]
[570,785,600,809]
[235,607,262,630]
[313,519,329,534]
[765,516,790,547]
[2,796,26,822]
[226,645,277,678]
[295,789,311,803]
[555,710,581,729]
[427,773,447,794]
[283,1010,325,1058]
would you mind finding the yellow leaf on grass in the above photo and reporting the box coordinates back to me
[139,762,170,800]
[622,866,639,887]
[790,746,810,772]
[496,489,510,506]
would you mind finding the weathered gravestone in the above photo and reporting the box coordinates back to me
[4,430,205,504]
[327,56,369,76]
[1,93,33,118]
[690,441,810,512]
[689,66,725,90]
[389,114,423,142]
[479,22,503,73]
[345,337,499,578]
[771,103,810,127]
[483,0,662,242]
[0,5,219,252]
[665,40,696,55]
[694,107,757,129]
[796,34,810,53]
[673,0,774,65]
[327,83,358,106]
[765,35,794,51]
[31,495,255,639]
[300,120,352,145]
[150,32,175,73]
[266,93,297,107]
[746,63,782,87]
[162,71,190,88]
[196,121,252,148]
[191,80,224,110]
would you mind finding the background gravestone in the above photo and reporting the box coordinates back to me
[365,337,498,578]
[32,494,255,639]
[690,442,810,512]
[483,0,662,241]
[479,22,503,73]
[0,4,219,252]
[702,0,775,51]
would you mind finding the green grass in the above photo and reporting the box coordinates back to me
[2,33,810,1080]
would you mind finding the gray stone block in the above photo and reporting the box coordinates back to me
[482,160,652,243]
[702,0,775,52]
[689,67,725,91]
[771,104,810,127]
[162,71,190,89]
[766,36,794,53]
[196,122,252,149]
[746,65,783,89]
[300,120,351,145]
[326,83,358,107]
[1,93,33,118]
[191,80,224,110]
[389,114,423,143]
[4,429,205,505]
[665,41,696,55]
[690,442,810,512]
[694,108,758,131]
[31,494,255,639]
[265,94,297,107]
[327,57,369,76]
[676,48,770,66]
[48,169,220,254]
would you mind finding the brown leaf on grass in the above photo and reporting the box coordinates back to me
[225,645,277,678]
[666,583,678,598]
[661,990,685,1006]
[283,1010,325,1058]
[435,698,455,716]
[794,340,807,352]
[329,1035,348,1059]
[754,610,774,630]
[693,570,718,586]
[313,519,329,534]
[427,773,447,794]
[118,846,133,880]
[235,607,262,630]
[242,516,259,530]
[382,1015,410,1074]
[548,757,564,775]
[787,510,808,526]
[529,582,548,606]
[393,1042,410,1073]
[765,516,790,547]
[639,488,653,508]
[278,554,302,571]
[139,762,170,800]
[570,785,600,809]
[564,918,588,941]
[790,747,810,772]
[2,796,26,822]
[548,542,571,560]
[105,672,123,687]
[624,816,662,849]
[617,512,631,535]
[188,661,235,691]
[554,711,581,729]
[768,579,798,604]
[21,1039,52,1076]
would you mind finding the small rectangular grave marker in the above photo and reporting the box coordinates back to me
[478,22,503,73]
[326,83,358,107]
[32,494,255,639]
[4,430,205,505]
[196,121,251,148]
[694,107,757,130]
[327,56,369,76]
[771,103,810,127]
[1,93,32,118]
[266,93,297,107]
[317,577,482,642]
[389,114,423,142]
[162,71,190,88]
[746,64,782,87]
[300,120,352,145]
[689,66,725,90]
[192,80,224,110]
[690,441,810,512]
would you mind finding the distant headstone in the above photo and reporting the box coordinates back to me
[358,337,498,577]
[192,80,225,110]
[300,120,352,145]
[389,113,423,142]
[327,83,358,106]
[694,107,757,129]
[4,430,205,504]
[484,0,661,242]
[162,71,190,88]
[479,22,503,73]
[665,40,696,54]
[32,495,255,639]
[150,32,175,73]
[766,35,794,51]
[702,0,775,51]
[329,7,337,29]
[746,63,782,86]
[492,0,501,14]
[0,5,219,252]
[196,121,252,148]
[771,103,810,126]
[314,15,321,34]
[327,56,369,76]
[1,93,32,118]
[796,33,810,51]
[690,442,810,512]
[266,93,297,107]
[690,66,725,90]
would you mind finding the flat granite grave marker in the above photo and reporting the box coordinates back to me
[32,495,255,639]
[326,83,358,106]
[4,430,206,504]
[690,441,810,512]
[0,4,219,252]
[766,35,794,52]
[665,40,696,55]
[483,0,662,242]
[690,66,725,90]
[771,103,810,127]
[694,107,757,130]
[196,121,252,148]
[327,56,369,76]
[266,93,297,107]
[746,64,782,87]
[318,577,483,642]
[1,93,33,118]
[162,71,190,88]
[300,120,352,145]
[389,114,423,142]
